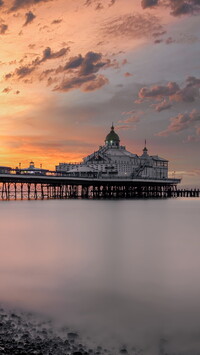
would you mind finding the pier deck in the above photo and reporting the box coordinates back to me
[0,173,198,200]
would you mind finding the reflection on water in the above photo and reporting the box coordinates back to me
[0,199,200,354]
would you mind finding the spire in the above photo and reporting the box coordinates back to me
[111,123,114,130]
[143,139,148,152]
[142,139,148,157]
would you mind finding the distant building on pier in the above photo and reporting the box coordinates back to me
[16,161,49,175]
[56,125,169,179]
[0,166,12,174]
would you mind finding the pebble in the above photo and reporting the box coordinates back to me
[0,307,109,355]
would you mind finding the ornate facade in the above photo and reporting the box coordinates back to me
[56,125,168,179]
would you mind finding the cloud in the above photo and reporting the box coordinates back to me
[153,100,172,112]
[117,109,143,131]
[170,1,195,16]
[0,24,8,34]
[139,82,180,99]
[116,124,132,130]
[157,109,200,136]
[82,75,109,91]
[138,76,200,107]
[79,52,107,76]
[61,52,109,76]
[186,134,200,142]
[124,72,133,77]
[55,75,92,92]
[23,11,36,26]
[141,0,158,9]
[39,68,55,81]
[141,0,200,16]
[15,65,35,78]
[64,55,84,70]
[84,0,116,9]
[28,44,36,49]
[196,127,200,135]
[46,76,58,86]
[109,0,116,6]
[152,30,167,37]
[122,59,128,65]
[53,51,112,93]
[54,74,109,93]
[170,86,199,102]
[121,110,136,115]
[5,46,69,80]
[165,36,175,44]
[101,13,163,40]
[2,87,12,93]
[51,19,62,25]
[4,47,111,94]
[41,46,69,61]
[186,76,200,87]
[84,0,92,5]
[95,3,104,10]
[10,0,52,11]
[5,73,13,80]
[119,115,140,124]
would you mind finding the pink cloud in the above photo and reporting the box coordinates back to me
[138,76,200,110]
[157,109,200,136]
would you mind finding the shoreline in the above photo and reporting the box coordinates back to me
[0,307,113,355]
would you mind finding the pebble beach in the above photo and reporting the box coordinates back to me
[0,307,114,355]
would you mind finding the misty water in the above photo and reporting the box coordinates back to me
[0,198,200,354]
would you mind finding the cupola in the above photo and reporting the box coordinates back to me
[105,124,120,147]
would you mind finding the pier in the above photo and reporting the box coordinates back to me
[1,126,197,201]
[0,173,198,200]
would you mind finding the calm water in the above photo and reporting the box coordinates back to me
[0,198,200,354]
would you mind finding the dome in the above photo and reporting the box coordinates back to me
[105,125,120,146]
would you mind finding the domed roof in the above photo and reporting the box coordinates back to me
[105,125,120,143]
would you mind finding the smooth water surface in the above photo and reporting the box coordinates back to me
[0,199,199,354]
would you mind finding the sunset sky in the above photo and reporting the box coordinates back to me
[0,0,200,185]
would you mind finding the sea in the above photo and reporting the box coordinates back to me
[0,198,200,354]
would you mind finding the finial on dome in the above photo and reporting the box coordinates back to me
[111,123,114,130]
[143,139,148,150]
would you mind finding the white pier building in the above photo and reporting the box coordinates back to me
[56,125,168,179]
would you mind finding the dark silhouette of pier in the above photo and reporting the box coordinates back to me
[0,173,198,200]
